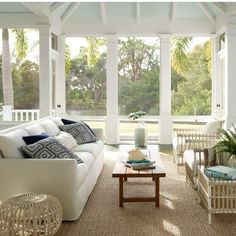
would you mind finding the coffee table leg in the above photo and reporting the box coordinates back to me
[119,177,124,207]
[155,177,160,207]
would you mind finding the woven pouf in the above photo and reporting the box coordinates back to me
[0,192,63,236]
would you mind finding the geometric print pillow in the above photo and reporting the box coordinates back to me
[20,137,83,164]
[59,122,98,145]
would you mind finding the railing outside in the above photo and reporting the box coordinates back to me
[12,110,40,121]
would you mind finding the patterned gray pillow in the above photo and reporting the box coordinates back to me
[59,122,98,145]
[20,137,83,164]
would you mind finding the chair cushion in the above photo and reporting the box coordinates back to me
[0,129,29,158]
[22,133,50,145]
[72,140,103,158]
[20,138,83,164]
[40,120,60,136]
[25,123,46,135]
[59,122,98,145]
[54,132,78,150]
[184,150,205,176]
[201,120,222,135]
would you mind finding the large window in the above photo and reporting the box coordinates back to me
[171,37,212,116]
[65,37,106,116]
[118,37,160,137]
[0,29,39,109]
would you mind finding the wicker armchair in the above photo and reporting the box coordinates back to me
[173,120,222,166]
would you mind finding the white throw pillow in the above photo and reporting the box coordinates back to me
[0,129,29,158]
[25,123,46,135]
[40,120,60,136]
[201,120,222,135]
[51,117,64,126]
[54,131,78,150]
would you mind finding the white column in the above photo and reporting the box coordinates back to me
[2,105,12,121]
[56,34,66,116]
[159,35,173,145]
[39,24,52,118]
[211,34,218,118]
[225,24,236,128]
[105,35,119,144]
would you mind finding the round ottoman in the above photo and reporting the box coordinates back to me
[0,192,63,236]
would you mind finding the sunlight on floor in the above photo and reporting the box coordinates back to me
[162,198,174,210]
[163,220,181,236]
[161,192,179,201]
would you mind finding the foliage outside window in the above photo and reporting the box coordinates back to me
[118,37,160,116]
[171,37,212,116]
[0,29,39,109]
[65,37,106,116]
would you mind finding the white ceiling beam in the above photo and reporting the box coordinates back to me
[62,3,80,24]
[197,2,215,24]
[50,2,66,14]
[100,2,107,24]
[21,2,47,16]
[136,2,141,24]
[211,3,226,14]
[170,2,176,23]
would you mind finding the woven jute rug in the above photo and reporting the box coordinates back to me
[55,145,236,236]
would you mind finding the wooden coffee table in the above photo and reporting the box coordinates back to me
[112,151,166,207]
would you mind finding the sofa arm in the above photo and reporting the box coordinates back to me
[0,159,78,202]
[92,128,104,140]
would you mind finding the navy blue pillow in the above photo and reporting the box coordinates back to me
[61,118,96,136]
[61,118,77,125]
[22,133,50,145]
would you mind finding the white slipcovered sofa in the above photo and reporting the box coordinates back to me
[0,117,104,221]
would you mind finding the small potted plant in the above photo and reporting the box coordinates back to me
[128,110,147,147]
[214,125,236,168]
[128,110,146,127]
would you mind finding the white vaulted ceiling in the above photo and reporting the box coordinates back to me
[0,2,235,35]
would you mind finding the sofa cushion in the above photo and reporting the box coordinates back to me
[22,133,50,145]
[54,132,77,150]
[202,120,222,135]
[25,123,46,135]
[59,122,98,145]
[74,152,95,169]
[0,129,29,158]
[72,140,103,158]
[40,120,60,136]
[20,138,83,164]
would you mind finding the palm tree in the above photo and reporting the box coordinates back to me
[1,28,28,108]
[171,37,192,75]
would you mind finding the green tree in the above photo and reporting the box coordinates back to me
[13,60,39,109]
[172,41,212,115]
[1,28,28,108]
[118,38,159,115]
[119,37,158,82]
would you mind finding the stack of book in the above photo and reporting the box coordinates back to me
[122,159,155,170]
[204,165,236,180]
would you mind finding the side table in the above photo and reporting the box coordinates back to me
[198,166,236,224]
[0,192,63,236]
